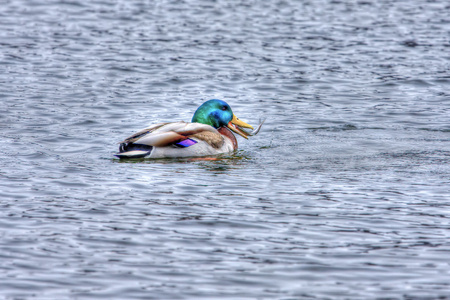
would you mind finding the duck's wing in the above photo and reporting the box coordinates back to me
[116,121,220,159]
[120,121,218,146]
[119,122,169,144]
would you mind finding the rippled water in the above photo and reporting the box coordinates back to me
[1,0,450,299]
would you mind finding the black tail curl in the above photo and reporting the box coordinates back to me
[119,142,153,153]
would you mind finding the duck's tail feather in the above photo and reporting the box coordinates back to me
[115,143,153,159]
[115,150,151,159]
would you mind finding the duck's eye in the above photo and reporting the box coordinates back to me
[221,105,228,111]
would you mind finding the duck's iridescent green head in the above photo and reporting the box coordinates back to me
[192,99,253,138]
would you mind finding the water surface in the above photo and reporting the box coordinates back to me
[1,0,450,299]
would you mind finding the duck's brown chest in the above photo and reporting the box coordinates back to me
[218,127,238,150]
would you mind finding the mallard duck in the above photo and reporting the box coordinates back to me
[115,99,263,159]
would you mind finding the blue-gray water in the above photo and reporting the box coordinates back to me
[1,0,450,299]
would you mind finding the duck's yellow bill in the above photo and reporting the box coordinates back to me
[227,114,253,139]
